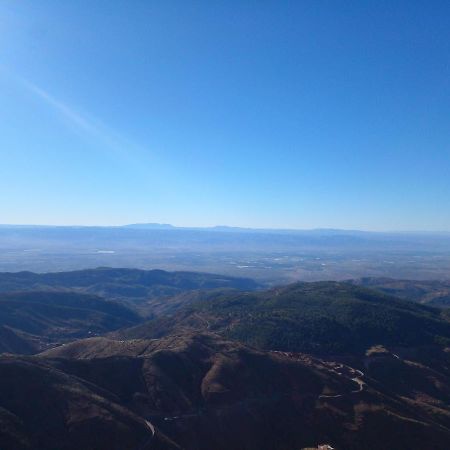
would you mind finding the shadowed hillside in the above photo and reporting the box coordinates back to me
[352,277,450,308]
[0,268,260,353]
[0,267,260,302]
[0,291,141,353]
[0,355,178,450]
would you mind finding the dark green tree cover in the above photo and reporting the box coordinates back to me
[123,282,450,355]
[0,267,259,301]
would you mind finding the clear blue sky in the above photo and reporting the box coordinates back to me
[1,1,449,230]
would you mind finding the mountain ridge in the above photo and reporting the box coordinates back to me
[115,281,450,355]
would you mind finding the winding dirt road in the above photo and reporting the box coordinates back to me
[319,366,365,399]
[136,419,156,450]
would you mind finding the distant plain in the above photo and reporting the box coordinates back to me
[1,225,449,283]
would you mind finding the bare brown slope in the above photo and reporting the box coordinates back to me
[40,333,450,450]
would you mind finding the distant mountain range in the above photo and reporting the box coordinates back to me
[1,224,450,280]
[2,222,450,234]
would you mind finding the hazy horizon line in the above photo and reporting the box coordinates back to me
[1,222,449,234]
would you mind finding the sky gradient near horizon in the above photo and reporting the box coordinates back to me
[0,1,449,231]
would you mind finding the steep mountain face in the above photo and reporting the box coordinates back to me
[0,268,260,302]
[0,291,141,353]
[352,277,450,308]
[115,282,450,355]
[25,333,450,450]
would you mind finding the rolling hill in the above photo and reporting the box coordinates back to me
[115,281,450,355]
[0,267,260,302]
[0,291,141,353]
[352,277,450,308]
